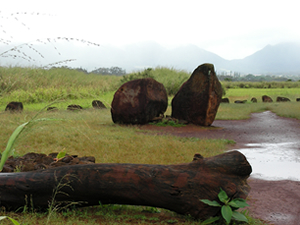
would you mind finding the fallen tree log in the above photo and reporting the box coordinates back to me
[0,151,251,219]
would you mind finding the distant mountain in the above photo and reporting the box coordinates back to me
[1,41,300,74]
[72,42,229,73]
[229,42,300,74]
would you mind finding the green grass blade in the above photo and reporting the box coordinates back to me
[0,117,64,171]
[0,121,28,171]
[0,100,67,172]
[0,216,20,225]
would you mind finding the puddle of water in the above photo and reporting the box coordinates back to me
[233,142,300,181]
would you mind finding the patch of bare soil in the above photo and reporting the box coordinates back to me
[140,111,300,225]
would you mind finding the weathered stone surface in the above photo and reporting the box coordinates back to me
[171,64,222,126]
[5,101,23,112]
[111,78,168,124]
[92,100,106,109]
[276,96,291,102]
[262,95,273,102]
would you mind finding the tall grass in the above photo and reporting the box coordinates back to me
[0,67,121,104]
[146,67,190,95]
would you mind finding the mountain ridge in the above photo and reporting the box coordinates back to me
[1,41,300,75]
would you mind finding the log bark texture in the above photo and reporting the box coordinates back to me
[0,151,251,219]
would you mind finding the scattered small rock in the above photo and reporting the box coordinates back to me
[276,96,291,102]
[67,104,83,111]
[1,152,95,172]
[262,95,273,102]
[221,98,230,103]
[92,100,106,109]
[251,97,257,103]
[5,102,23,112]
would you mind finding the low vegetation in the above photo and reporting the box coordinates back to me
[2,66,299,224]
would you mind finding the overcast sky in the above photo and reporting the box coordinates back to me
[1,0,300,60]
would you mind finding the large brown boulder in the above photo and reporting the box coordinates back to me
[111,78,168,124]
[171,63,222,126]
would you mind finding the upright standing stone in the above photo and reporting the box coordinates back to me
[111,78,168,124]
[171,63,222,126]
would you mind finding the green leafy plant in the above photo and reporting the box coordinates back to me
[54,150,67,161]
[0,216,20,225]
[200,188,249,224]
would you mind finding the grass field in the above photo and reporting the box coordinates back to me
[2,67,299,224]
[224,88,300,103]
[0,107,241,225]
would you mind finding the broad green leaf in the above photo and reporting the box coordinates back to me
[56,151,66,159]
[229,198,249,208]
[201,216,220,224]
[232,211,249,222]
[218,188,229,203]
[221,205,232,224]
[200,199,221,207]
[0,216,20,225]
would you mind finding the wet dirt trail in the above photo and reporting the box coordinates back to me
[141,111,300,225]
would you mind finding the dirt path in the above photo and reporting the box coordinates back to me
[141,111,300,225]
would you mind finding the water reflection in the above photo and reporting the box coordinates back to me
[233,142,300,181]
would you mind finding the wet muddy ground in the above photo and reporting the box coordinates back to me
[141,111,300,225]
